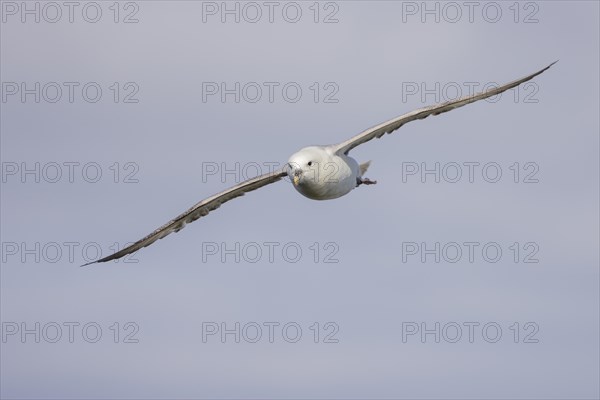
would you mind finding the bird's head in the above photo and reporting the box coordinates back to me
[287,146,331,187]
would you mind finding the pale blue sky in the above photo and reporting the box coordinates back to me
[1,1,599,399]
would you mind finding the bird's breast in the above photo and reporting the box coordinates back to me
[294,155,359,200]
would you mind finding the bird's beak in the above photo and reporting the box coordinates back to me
[288,163,302,186]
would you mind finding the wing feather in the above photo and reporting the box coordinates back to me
[333,61,557,155]
[83,168,287,266]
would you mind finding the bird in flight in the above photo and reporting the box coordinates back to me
[83,62,556,266]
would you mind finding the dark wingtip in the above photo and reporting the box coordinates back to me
[529,61,558,80]
[543,60,558,72]
[80,260,98,267]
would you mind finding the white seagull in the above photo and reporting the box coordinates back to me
[83,62,556,266]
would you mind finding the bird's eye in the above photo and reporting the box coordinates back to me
[308,161,313,166]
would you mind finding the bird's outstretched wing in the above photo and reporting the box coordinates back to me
[332,61,557,155]
[83,168,288,266]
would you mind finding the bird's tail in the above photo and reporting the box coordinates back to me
[359,161,371,177]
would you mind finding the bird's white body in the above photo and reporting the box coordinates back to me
[287,146,361,200]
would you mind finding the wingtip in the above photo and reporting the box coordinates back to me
[532,60,558,78]
[542,60,558,71]
[80,260,98,267]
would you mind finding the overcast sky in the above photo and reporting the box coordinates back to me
[1,1,599,399]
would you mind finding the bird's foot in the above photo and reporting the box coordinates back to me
[357,177,377,186]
